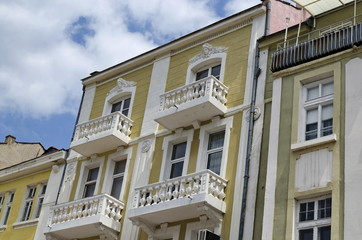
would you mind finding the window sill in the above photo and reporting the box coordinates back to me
[0,225,6,232]
[291,134,337,151]
[13,219,38,229]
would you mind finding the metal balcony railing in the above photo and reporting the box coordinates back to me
[271,16,362,72]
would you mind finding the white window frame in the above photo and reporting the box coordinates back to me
[159,129,194,181]
[185,219,218,240]
[102,81,136,117]
[186,52,227,84]
[152,225,180,240]
[20,186,36,222]
[295,196,332,240]
[34,183,47,219]
[298,76,334,142]
[0,194,4,216]
[196,116,233,179]
[102,149,132,201]
[75,156,104,200]
[0,191,14,226]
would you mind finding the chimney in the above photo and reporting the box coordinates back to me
[5,135,16,144]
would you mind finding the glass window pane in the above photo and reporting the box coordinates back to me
[207,151,222,175]
[114,161,126,174]
[299,229,313,240]
[84,183,96,198]
[111,101,122,113]
[208,131,225,150]
[122,108,129,116]
[299,201,315,222]
[196,69,208,80]
[171,142,187,160]
[319,226,331,240]
[307,86,319,100]
[322,82,334,96]
[318,198,332,219]
[306,109,318,124]
[111,176,123,198]
[322,104,333,120]
[170,161,184,179]
[306,123,318,140]
[87,168,99,181]
[211,64,221,79]
[123,98,131,109]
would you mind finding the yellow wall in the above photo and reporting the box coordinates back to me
[0,170,50,240]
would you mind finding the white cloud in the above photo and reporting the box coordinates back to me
[224,0,261,15]
[0,0,255,119]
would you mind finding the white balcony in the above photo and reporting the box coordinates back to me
[71,112,133,156]
[155,76,228,130]
[128,170,227,228]
[44,194,124,240]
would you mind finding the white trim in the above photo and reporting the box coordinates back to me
[102,81,136,117]
[291,134,337,151]
[196,116,233,179]
[152,225,180,240]
[102,148,132,201]
[12,219,38,229]
[18,185,37,222]
[74,156,104,200]
[262,77,282,240]
[0,225,5,232]
[159,129,194,181]
[78,83,96,123]
[185,220,217,240]
[186,50,227,84]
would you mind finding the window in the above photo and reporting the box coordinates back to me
[83,167,99,198]
[207,131,225,175]
[195,64,221,81]
[110,160,126,199]
[169,142,187,179]
[111,97,131,116]
[0,194,4,215]
[1,192,14,225]
[34,184,47,218]
[21,187,36,221]
[297,197,331,240]
[303,79,333,141]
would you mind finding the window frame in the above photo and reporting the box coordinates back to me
[159,129,194,181]
[102,149,131,201]
[102,78,136,117]
[34,183,47,219]
[301,77,334,141]
[75,156,104,200]
[1,192,14,226]
[196,116,233,178]
[296,196,332,240]
[20,186,36,222]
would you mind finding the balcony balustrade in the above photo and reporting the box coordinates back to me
[271,17,362,72]
[155,76,228,130]
[44,194,124,240]
[71,111,133,156]
[128,170,227,228]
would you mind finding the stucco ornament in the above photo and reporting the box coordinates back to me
[108,78,136,95]
[141,139,151,153]
[65,162,76,182]
[189,43,228,63]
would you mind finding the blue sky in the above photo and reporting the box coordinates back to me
[0,0,265,149]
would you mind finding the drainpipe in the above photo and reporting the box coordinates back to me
[264,0,271,36]
[71,85,86,141]
[238,41,261,240]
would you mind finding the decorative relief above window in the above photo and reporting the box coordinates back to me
[187,43,227,84]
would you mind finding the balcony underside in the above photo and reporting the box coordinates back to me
[128,193,225,227]
[45,215,119,239]
[155,98,227,130]
[71,130,130,157]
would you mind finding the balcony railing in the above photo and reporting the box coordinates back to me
[128,170,227,227]
[271,16,362,72]
[71,111,133,156]
[45,194,124,239]
[155,76,228,130]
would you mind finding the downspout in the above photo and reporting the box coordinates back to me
[238,41,261,240]
[238,1,267,237]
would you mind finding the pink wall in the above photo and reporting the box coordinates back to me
[269,0,310,34]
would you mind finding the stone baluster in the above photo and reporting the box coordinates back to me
[165,94,171,109]
[77,203,83,218]
[219,181,227,200]
[179,179,186,198]
[152,185,160,205]
[146,188,153,206]
[166,183,173,201]
[182,88,188,104]
[71,204,78,219]
[172,180,180,199]
[193,175,201,193]
[175,90,181,105]
[194,83,200,98]
[159,184,166,202]
[185,177,193,196]
[200,80,206,96]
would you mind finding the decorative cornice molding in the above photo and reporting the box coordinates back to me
[189,43,228,63]
[108,78,137,96]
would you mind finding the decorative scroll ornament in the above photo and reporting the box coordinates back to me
[189,43,228,63]
[141,139,151,153]
[108,78,136,95]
